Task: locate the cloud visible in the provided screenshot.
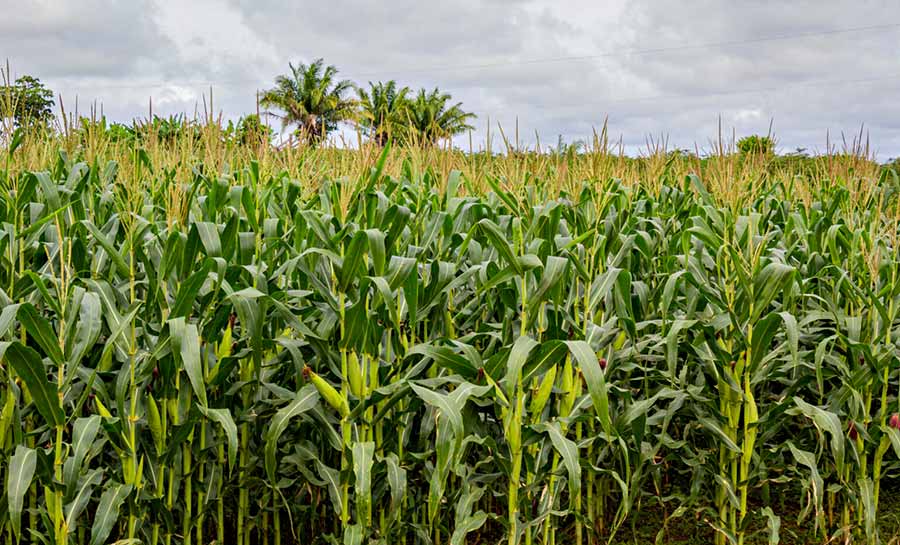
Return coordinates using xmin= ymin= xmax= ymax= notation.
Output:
xmin=0 ymin=0 xmax=175 ymax=78
xmin=2 ymin=0 xmax=899 ymax=157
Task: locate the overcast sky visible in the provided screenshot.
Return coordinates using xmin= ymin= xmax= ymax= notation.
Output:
xmin=3 ymin=0 xmax=900 ymax=157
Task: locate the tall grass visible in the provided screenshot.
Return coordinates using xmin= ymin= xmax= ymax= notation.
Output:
xmin=0 ymin=119 xmax=898 ymax=545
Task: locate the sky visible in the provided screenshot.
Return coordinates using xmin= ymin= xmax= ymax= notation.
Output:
xmin=2 ymin=0 xmax=900 ymax=158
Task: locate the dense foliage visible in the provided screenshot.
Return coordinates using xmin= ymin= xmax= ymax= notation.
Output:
xmin=403 ymin=88 xmax=476 ymax=146
xmin=737 ymin=135 xmax=775 ymax=156
xmin=0 ymin=75 xmax=55 ymax=129
xmin=358 ymin=81 xmax=412 ymax=147
xmin=357 ymin=83 xmax=477 ymax=147
xmin=259 ymin=60 xmax=476 ymax=146
xmin=259 ymin=59 xmax=358 ymax=143
xmin=0 ymin=128 xmax=899 ymax=545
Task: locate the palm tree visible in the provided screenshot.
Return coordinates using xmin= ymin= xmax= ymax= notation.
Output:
xmin=405 ymin=88 xmax=475 ymax=145
xmin=357 ymin=80 xmax=411 ymax=146
xmin=259 ymin=59 xmax=356 ymax=143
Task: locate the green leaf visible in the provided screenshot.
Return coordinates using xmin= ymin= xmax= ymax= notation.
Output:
xmin=17 ymin=303 xmax=63 ymax=365
xmin=5 ymin=341 xmax=64 ymax=427
xmin=665 ymin=319 xmax=696 ymax=380
xmin=364 ymin=230 xmax=387 ymax=277
xmin=90 ymin=483 xmax=133 ymax=545
xmin=536 ymin=421 xmax=581 ymax=503
xmin=70 ymin=291 xmax=102 ymax=366
xmin=749 ymin=312 xmax=781 ymax=373
xmin=761 ymin=507 xmax=780 ymax=545
xmin=451 ymin=512 xmax=488 ymax=545
xmin=858 ymin=477 xmax=876 ymax=541
xmin=428 ymin=413 xmax=456 ymax=524
xmin=885 ymin=426 xmax=900 ymax=459
xmin=450 ymin=481 xmax=488 ymax=545
xmin=339 ymin=230 xmax=368 ymax=292
xmin=382 ymin=453 xmax=406 ymax=516
xmin=485 ymin=175 xmax=520 ymax=214
xmin=317 ymin=460 xmax=342 ymax=517
xmin=503 ymin=335 xmax=538 ymax=398
xmin=264 ymin=385 xmax=319 ymax=482
xmin=445 ymin=169 xmax=461 ymax=204
xmin=352 ymin=441 xmax=375 ymax=528
xmin=478 ymin=219 xmax=521 ymax=274
xmin=788 ymin=442 xmax=824 ymax=527
xmin=199 ymin=407 xmax=238 ymax=474
xmin=753 ymin=262 xmax=795 ymax=321
xmin=410 ymin=383 xmax=463 ymax=437
xmin=82 ymin=220 xmax=130 ymax=277
xmin=408 ymin=343 xmax=479 ymax=379
xmin=64 ymin=416 xmax=101 ymax=493
xmin=793 ymin=397 xmax=845 ymax=474
xmin=568 ymin=340 xmax=613 ymax=437
xmin=367 ymin=138 xmax=391 ymax=188
xmin=170 ymin=261 xmax=211 ymax=318
xmin=525 ymin=255 xmax=568 ymax=319
xmin=0 ymin=304 xmax=21 ymax=338
xmin=65 ymin=469 xmax=102 ymax=529
xmin=7 ymin=445 xmax=36 ymax=542
xmin=343 ymin=524 xmax=364 ymax=545
xmin=698 ymin=416 xmax=741 ymax=453
xmin=195 ymin=221 xmax=222 ymax=257
xmin=168 ymin=317 xmax=207 ymax=407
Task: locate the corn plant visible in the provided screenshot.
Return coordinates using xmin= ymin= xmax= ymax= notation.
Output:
xmin=0 ymin=129 xmax=898 ymax=545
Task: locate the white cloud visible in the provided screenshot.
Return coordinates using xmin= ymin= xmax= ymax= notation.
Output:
xmin=2 ymin=0 xmax=899 ymax=157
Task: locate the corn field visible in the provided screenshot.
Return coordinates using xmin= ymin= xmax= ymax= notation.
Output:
xmin=1 ymin=128 xmax=900 ymax=545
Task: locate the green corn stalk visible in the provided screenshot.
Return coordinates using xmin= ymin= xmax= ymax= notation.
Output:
xmin=0 ymin=127 xmax=898 ymax=545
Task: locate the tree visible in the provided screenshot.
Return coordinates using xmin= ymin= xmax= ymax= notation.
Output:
xmin=1 ymin=75 xmax=55 ymax=129
xmin=405 ymin=88 xmax=475 ymax=145
xmin=259 ymin=59 xmax=356 ymax=144
xmin=237 ymin=114 xmax=273 ymax=146
xmin=737 ymin=135 xmax=775 ymax=156
xmin=228 ymin=114 xmax=273 ymax=147
xmin=357 ymin=80 xmax=411 ymax=146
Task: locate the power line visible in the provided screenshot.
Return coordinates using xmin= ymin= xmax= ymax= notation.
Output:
xmin=556 ymin=73 xmax=900 ymax=110
xmin=45 ymin=22 xmax=900 ymax=92
xmin=345 ymin=22 xmax=900 ymax=79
